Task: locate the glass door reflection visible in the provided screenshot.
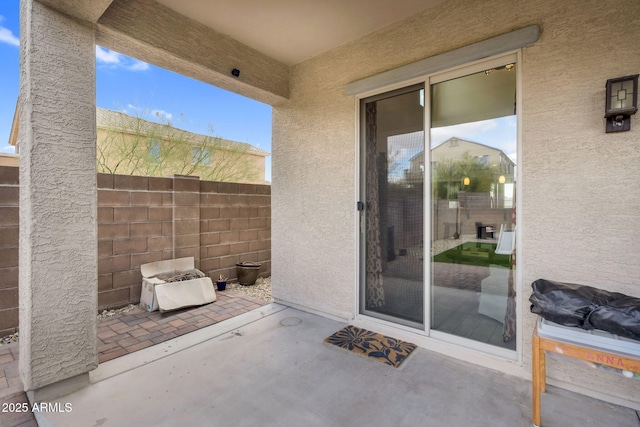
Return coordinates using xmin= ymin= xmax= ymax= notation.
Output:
xmin=430 ymin=61 xmax=517 ymax=350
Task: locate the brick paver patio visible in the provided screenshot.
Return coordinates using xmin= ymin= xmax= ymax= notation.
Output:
xmin=96 ymin=290 xmax=266 ymax=363
xmin=0 ymin=289 xmax=268 ymax=427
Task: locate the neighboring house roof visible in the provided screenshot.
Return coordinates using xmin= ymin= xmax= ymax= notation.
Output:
xmin=96 ymin=108 xmax=269 ymax=157
xmin=412 ymin=137 xmax=515 ymax=167
xmin=432 ymin=137 xmax=507 ymax=156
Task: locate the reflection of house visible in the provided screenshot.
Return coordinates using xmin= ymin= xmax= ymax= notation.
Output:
xmin=406 ymin=137 xmax=515 ymax=183
xmin=433 ymin=137 xmax=515 ymax=175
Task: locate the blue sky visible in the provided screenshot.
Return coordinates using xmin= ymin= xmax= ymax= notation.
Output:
xmin=0 ymin=1 xmax=273 ymax=181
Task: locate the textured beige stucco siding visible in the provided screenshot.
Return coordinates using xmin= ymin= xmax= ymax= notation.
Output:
xmin=19 ymin=0 xmax=98 ymax=390
xmin=272 ymin=58 xmax=357 ymax=320
xmin=273 ymin=0 xmax=640 ymax=406
xmin=519 ymin=0 xmax=640 ymax=406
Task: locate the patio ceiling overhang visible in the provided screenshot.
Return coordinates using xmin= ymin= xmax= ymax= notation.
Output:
xmin=42 ymin=0 xmax=450 ymax=106
xmin=153 ymin=0 xmax=449 ymax=67
xmin=96 ymin=0 xmax=290 ymax=106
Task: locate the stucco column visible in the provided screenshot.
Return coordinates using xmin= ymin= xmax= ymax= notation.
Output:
xmin=19 ymin=0 xmax=98 ymax=401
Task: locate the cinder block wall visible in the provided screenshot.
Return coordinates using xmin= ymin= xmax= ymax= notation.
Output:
xmin=98 ymin=173 xmax=271 ymax=311
xmin=0 ymin=167 xmax=19 ymax=337
xmin=0 ymin=166 xmax=271 ymax=335
xmin=97 ymin=173 xmax=177 ymax=310
xmin=199 ymin=181 xmax=271 ymax=282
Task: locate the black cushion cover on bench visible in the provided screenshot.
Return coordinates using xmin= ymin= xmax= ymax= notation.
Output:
xmin=530 ymin=279 xmax=640 ymax=341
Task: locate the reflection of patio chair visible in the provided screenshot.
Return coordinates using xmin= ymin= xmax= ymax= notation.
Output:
xmin=478 ymin=224 xmax=515 ymax=323
xmin=495 ymin=224 xmax=515 ymax=255
xmin=479 ymin=265 xmax=510 ymax=323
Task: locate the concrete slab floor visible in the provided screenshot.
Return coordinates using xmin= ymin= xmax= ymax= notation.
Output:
xmin=35 ymin=304 xmax=639 ymax=427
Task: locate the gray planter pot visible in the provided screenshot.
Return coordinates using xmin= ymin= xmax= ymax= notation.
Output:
xmin=236 ymin=261 xmax=261 ymax=285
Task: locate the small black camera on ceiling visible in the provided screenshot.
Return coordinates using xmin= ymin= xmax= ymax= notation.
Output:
xmin=231 ymin=69 xmax=240 ymax=77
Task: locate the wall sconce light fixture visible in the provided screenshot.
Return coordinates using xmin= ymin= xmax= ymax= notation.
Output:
xmin=604 ymin=74 xmax=638 ymax=133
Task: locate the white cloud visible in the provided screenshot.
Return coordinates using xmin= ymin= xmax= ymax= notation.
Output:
xmin=1 ymin=145 xmax=16 ymax=154
xmin=151 ymin=109 xmax=172 ymax=121
xmin=127 ymin=60 xmax=150 ymax=71
xmin=125 ymin=104 xmax=145 ymax=116
xmin=0 ymin=18 xmax=19 ymax=47
xmin=95 ymin=46 xmax=121 ymax=64
xmin=96 ymin=46 xmax=149 ymax=71
xmin=125 ymin=104 xmax=173 ymax=123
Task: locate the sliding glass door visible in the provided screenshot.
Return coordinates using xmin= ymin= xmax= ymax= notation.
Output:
xmin=359 ymin=84 xmax=425 ymax=327
xmin=359 ymin=54 xmax=518 ymax=354
xmin=429 ymin=56 xmax=518 ymax=351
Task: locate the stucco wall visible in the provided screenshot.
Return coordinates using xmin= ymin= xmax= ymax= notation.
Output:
xmin=273 ymin=0 xmax=640 ymax=406
xmin=19 ymin=0 xmax=98 ymax=391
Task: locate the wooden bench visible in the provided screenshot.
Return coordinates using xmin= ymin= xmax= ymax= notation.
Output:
xmin=532 ymin=319 xmax=640 ymax=426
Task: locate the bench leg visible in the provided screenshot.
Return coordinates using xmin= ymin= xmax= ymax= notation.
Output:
xmin=540 ymin=344 xmax=546 ymax=393
xmin=532 ymin=333 xmax=543 ymax=426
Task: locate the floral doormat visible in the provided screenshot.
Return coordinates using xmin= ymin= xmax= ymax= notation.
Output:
xmin=324 ymin=325 xmax=417 ymax=368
